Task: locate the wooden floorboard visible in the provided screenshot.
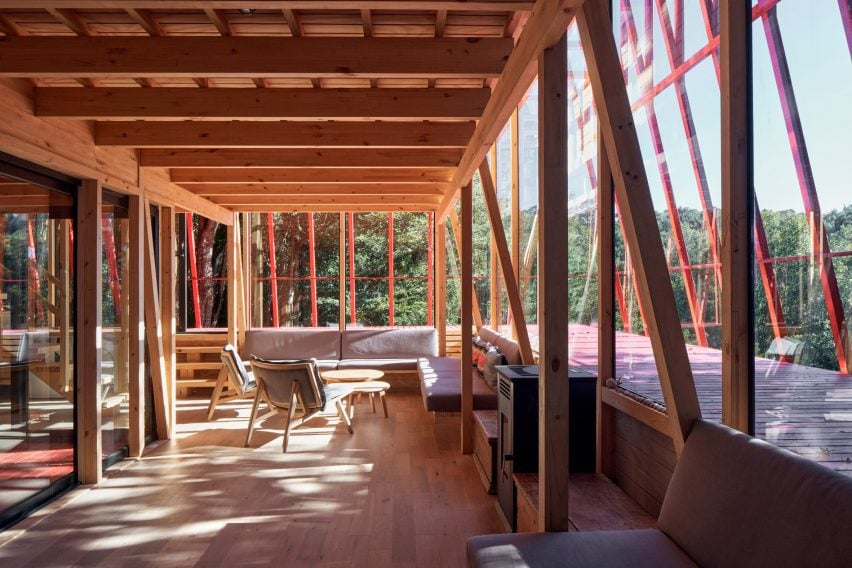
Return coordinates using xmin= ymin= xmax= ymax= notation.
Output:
xmin=0 ymin=391 xmax=503 ymax=567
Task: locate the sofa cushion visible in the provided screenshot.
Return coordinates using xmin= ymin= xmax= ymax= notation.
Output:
xmin=477 ymin=327 xmax=501 ymax=346
xmin=336 ymin=358 xmax=419 ymax=371
xmin=658 ymin=419 xmax=852 ymax=568
xmin=418 ymin=356 xmax=461 ymax=374
xmin=243 ymin=329 xmax=341 ymax=361
xmin=476 ymin=327 xmax=522 ymax=365
xmin=467 ymin=530 xmax=697 ymax=568
xmin=419 ymin=367 xmax=497 ymax=412
xmin=341 ymin=327 xmax=437 ymax=359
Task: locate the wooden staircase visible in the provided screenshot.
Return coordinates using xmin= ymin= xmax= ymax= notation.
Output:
xmin=176 ymin=332 xmax=226 ymax=397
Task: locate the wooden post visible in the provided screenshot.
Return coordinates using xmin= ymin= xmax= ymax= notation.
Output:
xmin=58 ymin=220 xmax=72 ymax=395
xmin=478 ymin=162 xmax=534 ymax=365
xmin=597 ymin=142 xmax=616 ymax=476
xmin=128 ymin=195 xmax=145 ymax=457
xmin=159 ymin=206 xmax=177 ymax=432
xmin=234 ymin=216 xmax=247 ymax=347
xmin=537 ymin=32 xmax=570 ymax=533
xmin=242 ymin=213 xmax=252 ymax=329
xmin=226 ymin=216 xmax=238 ymax=348
xmin=578 ymin=0 xmax=701 ymax=454
xmin=461 ymin=181 xmax=474 ymax=454
xmin=436 ymin=218 xmax=447 ymax=356
xmin=721 ymin=0 xmax=754 ymax=434
xmin=77 ymin=179 xmax=102 ymax=484
xmin=143 ymin=203 xmax=170 ymax=440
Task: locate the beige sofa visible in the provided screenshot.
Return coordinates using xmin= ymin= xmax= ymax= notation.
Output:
xmin=466 ymin=419 xmax=852 ymax=567
xmin=417 ymin=326 xmax=521 ymax=413
xmin=242 ymin=327 xmax=437 ymax=372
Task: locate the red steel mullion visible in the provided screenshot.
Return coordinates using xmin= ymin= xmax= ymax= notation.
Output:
xmin=762 ymin=6 xmax=848 ymax=373
xmin=388 ymin=212 xmax=395 ymax=327
xmin=185 ymin=213 xmax=202 ymax=329
xmin=307 ymin=213 xmax=318 ymax=327
xmin=266 ymin=212 xmax=280 ymax=328
xmin=840 ymin=0 xmax=852 ymax=55
xmin=623 ymin=0 xmax=709 ymax=346
xmin=427 ymin=211 xmax=434 ymax=326
xmin=348 ymin=212 xmax=356 ymax=325
xmin=101 ymin=215 xmax=122 ymax=320
xmin=754 ymin=197 xmax=788 ymax=339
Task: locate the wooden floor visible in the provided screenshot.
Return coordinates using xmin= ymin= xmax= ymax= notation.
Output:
xmin=0 ymin=389 xmax=503 ymax=567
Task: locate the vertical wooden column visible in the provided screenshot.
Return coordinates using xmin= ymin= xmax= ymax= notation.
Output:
xmin=143 ymin=203 xmax=170 ymax=440
xmin=721 ymin=0 xmax=754 ymax=434
xmin=242 ymin=213 xmax=252 ymax=329
xmin=128 ymin=196 xmax=145 ymax=457
xmin=58 ymin=220 xmax=72 ymax=394
xmin=436 ymin=217 xmax=447 ymax=356
xmin=578 ymin=0 xmax=700 ymax=454
xmin=159 ymin=206 xmax=176 ymax=432
xmin=537 ymin=31 xmax=570 ymax=532
xmin=234 ymin=217 xmax=247 ymax=348
xmin=77 ymin=179 xmax=102 ymax=484
xmin=226 ymin=216 xmax=238 ymax=348
xmin=461 ymin=182 xmax=474 ymax=454
xmin=597 ymin=142 xmax=616 ymax=475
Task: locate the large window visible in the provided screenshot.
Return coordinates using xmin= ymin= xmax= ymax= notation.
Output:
xmin=611 ymin=0 xmax=723 ymax=413
xmin=0 ymin=166 xmax=76 ymax=529
xmin=178 ymin=213 xmax=228 ymax=330
xmin=101 ymin=191 xmax=130 ymax=466
xmin=752 ymin=0 xmax=852 ymax=470
xmin=518 ymin=81 xmax=539 ymax=345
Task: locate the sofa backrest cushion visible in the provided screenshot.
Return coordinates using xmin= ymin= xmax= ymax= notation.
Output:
xmin=243 ymin=329 xmax=341 ymax=361
xmin=658 ymin=419 xmax=852 ymax=568
xmin=477 ymin=327 xmax=522 ymax=365
xmin=342 ymin=327 xmax=437 ymax=359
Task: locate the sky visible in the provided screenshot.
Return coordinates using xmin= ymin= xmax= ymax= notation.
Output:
xmin=511 ymin=0 xmax=851 ymax=215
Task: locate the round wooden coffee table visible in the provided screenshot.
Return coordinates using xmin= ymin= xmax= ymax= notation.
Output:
xmin=322 ymin=369 xmax=389 ymax=418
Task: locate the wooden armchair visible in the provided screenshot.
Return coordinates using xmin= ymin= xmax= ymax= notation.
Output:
xmin=246 ymin=358 xmax=354 ymax=452
xmin=207 ymin=343 xmax=259 ymax=420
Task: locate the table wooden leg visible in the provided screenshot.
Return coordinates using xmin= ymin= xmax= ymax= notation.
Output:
xmin=370 ymin=392 xmax=377 ymax=413
xmin=347 ymin=392 xmax=355 ymax=419
xmin=380 ymin=391 xmax=388 ymax=418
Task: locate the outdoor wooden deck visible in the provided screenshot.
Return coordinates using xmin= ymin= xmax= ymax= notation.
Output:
xmin=564 ymin=324 xmax=852 ymax=473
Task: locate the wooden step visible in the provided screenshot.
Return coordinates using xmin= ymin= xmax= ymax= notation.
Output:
xmin=176 ymin=361 xmax=223 ymax=371
xmin=176 ymin=346 xmax=222 ymax=354
xmin=175 ymin=378 xmax=218 ymax=388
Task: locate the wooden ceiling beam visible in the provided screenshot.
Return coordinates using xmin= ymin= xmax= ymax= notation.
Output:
xmin=36 ymin=88 xmax=490 ymax=120
xmin=0 ymin=37 xmax=513 ymax=78
xmin=178 ymin=183 xmax=448 ymax=196
xmin=437 ymin=0 xmax=581 ymax=219
xmin=208 ymin=195 xmax=440 ymax=206
xmin=125 ymin=8 xmax=164 ymax=36
xmin=223 ymin=203 xmax=438 ymax=212
xmin=203 ymin=8 xmax=233 ymax=36
xmin=95 ymin=120 xmax=475 ymax=148
xmin=0 ymin=1 xmax=533 ymax=9
xmin=170 ymin=167 xmax=455 ymax=184
xmin=142 ymin=148 xmax=463 ymax=168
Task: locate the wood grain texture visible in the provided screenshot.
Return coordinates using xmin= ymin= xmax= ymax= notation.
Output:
xmin=96 ymin=120 xmax=475 ymax=148
xmin=436 ymin=218 xmax=448 ymax=357
xmin=140 ymin=148 xmax=464 ymax=168
xmin=170 ymin=167 xmax=455 ymax=184
xmin=578 ymin=0 xmax=700 ymax=454
xmin=536 ymin=31 xmax=570 ymax=533
xmin=179 ymin=183 xmax=447 ymax=196
xmin=720 ymin=0 xmax=753 ymax=434
xmin=0 ymin=390 xmax=503 ymax=566
xmin=77 ymin=179 xmax=103 ymax=485
xmin=128 ymin=195 xmax=145 ymax=458
xmin=160 ymin=206 xmax=177 ymax=432
xmin=0 ymin=37 xmax=512 ymax=78
xmin=143 ymin=202 xmax=171 ymax=440
xmin=35 ymin=88 xmax=491 ymax=120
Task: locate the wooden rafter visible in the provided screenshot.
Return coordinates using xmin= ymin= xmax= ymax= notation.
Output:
xmin=0 ymin=37 xmax=513 ymax=78
xmin=577 ymin=0 xmax=700 ymax=454
xmin=139 ymin=148 xmax=463 ymax=168
xmin=35 ymin=88 xmax=490 ymax=120
xmin=179 ymin=183 xmax=448 ymax=196
xmin=95 ymin=120 xmax=475 ymax=148
xmin=170 ymin=167 xmax=455 ymax=184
